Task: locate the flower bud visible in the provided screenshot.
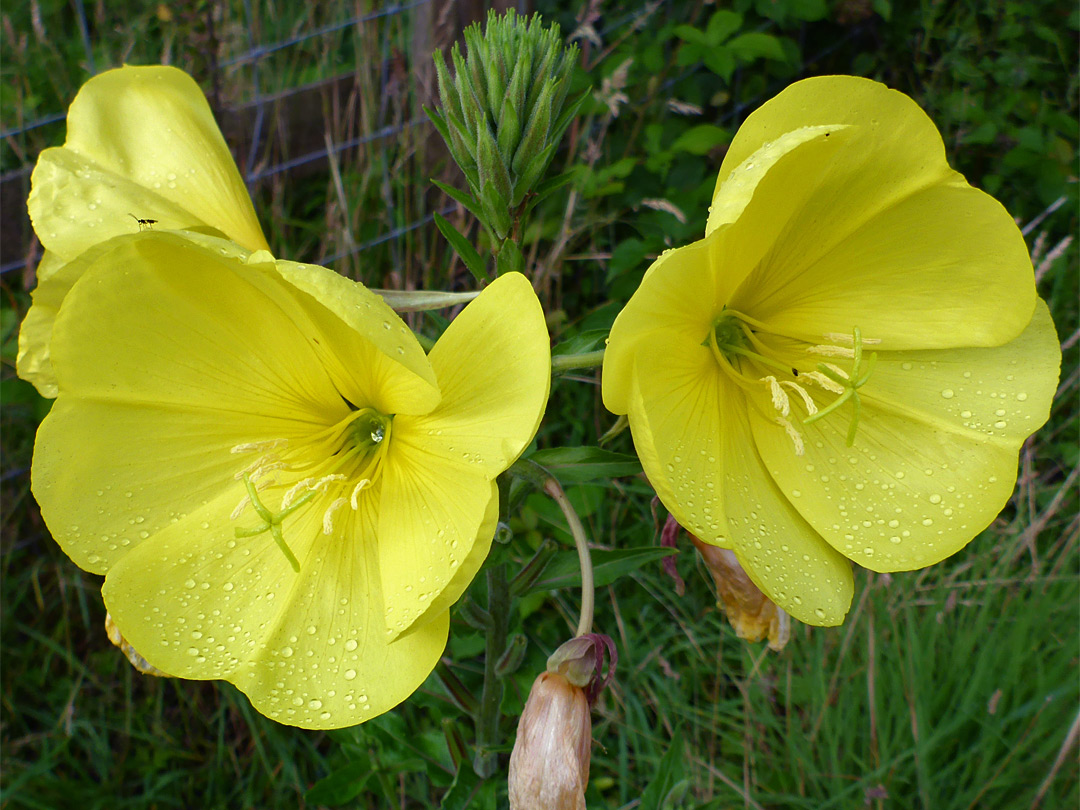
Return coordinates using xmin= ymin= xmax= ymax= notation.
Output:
xmin=430 ymin=10 xmax=583 ymax=234
xmin=691 ymin=536 xmax=790 ymax=651
xmin=508 ymin=671 xmax=591 ymax=810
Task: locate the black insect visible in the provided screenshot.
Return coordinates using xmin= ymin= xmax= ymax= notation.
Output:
xmin=128 ymin=213 xmax=158 ymax=230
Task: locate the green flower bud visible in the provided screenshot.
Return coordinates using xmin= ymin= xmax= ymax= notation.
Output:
xmin=429 ymin=9 xmax=583 ymax=235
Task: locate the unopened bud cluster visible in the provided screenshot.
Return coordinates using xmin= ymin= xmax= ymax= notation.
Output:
xmin=430 ymin=10 xmax=581 ymax=239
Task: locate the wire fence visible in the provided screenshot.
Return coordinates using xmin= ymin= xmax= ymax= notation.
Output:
xmin=1 ymin=0 xmax=444 ymax=277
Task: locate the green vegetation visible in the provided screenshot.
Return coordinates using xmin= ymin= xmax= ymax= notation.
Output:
xmin=2 ymin=0 xmax=1076 ymax=808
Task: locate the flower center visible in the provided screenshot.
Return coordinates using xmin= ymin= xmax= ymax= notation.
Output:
xmin=230 ymin=406 xmax=393 ymax=570
xmin=705 ymin=309 xmax=879 ymax=455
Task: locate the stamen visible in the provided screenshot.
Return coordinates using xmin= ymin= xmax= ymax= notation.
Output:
xmin=775 ymin=416 xmax=805 ymax=456
xmin=762 ymin=376 xmax=790 ymax=417
xmin=808 ymin=344 xmax=856 ymax=358
xmin=802 ymin=370 xmax=846 ymax=394
xmin=231 ymin=438 xmax=288 ymax=455
xmin=803 ymin=327 xmax=878 ymax=446
xmin=780 ymin=380 xmax=818 ymax=415
xmin=323 ymin=497 xmax=347 ymax=535
xmin=350 ymin=479 xmax=371 ymax=510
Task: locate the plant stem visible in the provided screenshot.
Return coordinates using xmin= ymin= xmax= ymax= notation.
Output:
xmin=551 ymin=349 xmax=605 ymax=373
xmin=544 ymin=478 xmax=594 ymax=636
xmin=473 ymin=563 xmax=510 ymax=778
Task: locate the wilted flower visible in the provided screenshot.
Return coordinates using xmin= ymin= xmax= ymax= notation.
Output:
xmin=27 ymin=229 xmax=550 ymax=728
xmin=19 ymin=64 xmax=268 ymax=398
xmin=691 ymin=534 xmax=789 ymax=651
xmin=509 ymin=671 xmax=591 ymax=810
xmin=509 ymin=635 xmax=614 ymax=810
xmin=603 ymin=76 xmax=1060 ymax=626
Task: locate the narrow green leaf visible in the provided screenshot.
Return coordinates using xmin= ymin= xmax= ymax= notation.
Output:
xmin=551 ymin=329 xmax=607 ymax=357
xmin=433 ymin=212 xmax=488 ymax=283
xmin=528 ymin=445 xmax=641 ymax=483
xmin=640 ymin=733 xmax=688 ymax=810
xmin=530 ymin=547 xmax=677 ymax=591
xmin=431 ymin=178 xmax=485 ymax=221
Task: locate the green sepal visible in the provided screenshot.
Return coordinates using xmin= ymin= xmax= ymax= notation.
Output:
xmin=433 ymin=212 xmax=488 ymax=283
xmin=495 ymin=634 xmax=527 ymax=676
xmin=496 ymin=238 xmax=524 ymax=276
xmin=513 ymin=140 xmax=558 ymax=204
xmin=497 ymin=97 xmax=521 ymax=163
xmin=432 ymin=49 xmax=462 ymax=123
xmin=522 ymin=168 xmax=575 ymax=215
xmin=476 ymin=113 xmax=513 ymax=209
xmin=512 ymin=78 xmax=554 ymax=176
xmin=550 ymin=87 xmax=589 ymax=146
xmin=451 ymin=47 xmax=482 ymax=139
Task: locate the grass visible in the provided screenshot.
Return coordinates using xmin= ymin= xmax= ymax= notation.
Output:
xmin=1 ymin=0 xmax=1077 ymax=808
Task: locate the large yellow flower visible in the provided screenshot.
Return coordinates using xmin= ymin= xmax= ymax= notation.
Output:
xmin=602 ymin=77 xmax=1060 ymax=626
xmin=19 ymin=64 xmax=268 ymax=398
xmin=30 ymin=230 xmax=550 ymax=728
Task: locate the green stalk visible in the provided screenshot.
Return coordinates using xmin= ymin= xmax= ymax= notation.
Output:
xmin=473 ymin=563 xmax=510 ymax=778
xmin=543 ymin=478 xmax=594 ymax=636
xmin=551 ymin=349 xmax=605 ymax=373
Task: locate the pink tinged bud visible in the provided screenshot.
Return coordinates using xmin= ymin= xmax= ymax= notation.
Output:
xmin=691 ymin=536 xmax=791 ymax=651
xmin=508 ymin=672 xmax=591 ymax=810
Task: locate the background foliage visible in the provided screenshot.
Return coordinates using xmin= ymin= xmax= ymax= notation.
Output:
xmin=2 ymin=1 xmax=1076 ymax=808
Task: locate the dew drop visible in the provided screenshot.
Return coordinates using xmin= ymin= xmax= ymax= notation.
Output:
xmin=345 ymin=639 xmax=358 ymax=652
xmin=281 ymin=647 xmax=294 ymax=658
xmin=929 ymin=494 xmax=941 ymax=504
xmin=941 ymin=389 xmax=954 ymax=399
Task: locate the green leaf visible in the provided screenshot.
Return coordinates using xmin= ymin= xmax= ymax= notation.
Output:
xmin=704 ymin=47 xmax=736 ymax=82
xmin=728 ymin=32 xmax=788 ymax=63
xmin=433 ymin=212 xmax=488 ymax=283
xmin=672 ymin=24 xmax=708 ymax=46
xmin=304 ymin=759 xmax=373 ymax=806
xmin=640 ymin=733 xmax=687 ymax=810
xmin=431 ymin=178 xmax=485 ymax=222
xmin=671 ymin=124 xmax=730 ymax=155
xmin=705 ymin=10 xmax=743 ymax=44
xmin=529 ymin=547 xmax=677 ymax=591
xmin=528 ymin=446 xmax=641 ymax=482
xmin=439 ymin=762 xmax=483 ymax=809
xmin=551 ymin=329 xmax=608 ymax=357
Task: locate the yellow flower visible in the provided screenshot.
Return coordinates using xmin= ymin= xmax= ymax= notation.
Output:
xmin=19 ymin=64 xmax=268 ymax=398
xmin=30 ymin=231 xmax=550 ymax=728
xmin=602 ymin=77 xmax=1061 ymax=627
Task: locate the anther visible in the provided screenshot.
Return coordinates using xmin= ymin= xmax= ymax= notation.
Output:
xmin=763 ymin=376 xmax=791 ymax=417
xmin=323 ymin=497 xmax=347 ymax=535
xmin=775 ymin=417 xmax=805 ymax=456
xmin=350 ymin=479 xmax=371 ymax=510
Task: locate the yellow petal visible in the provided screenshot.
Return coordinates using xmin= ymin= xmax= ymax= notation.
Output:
xmin=717 ymin=121 xmax=1034 ymax=350
xmin=752 ymin=300 xmax=1060 ymax=571
xmin=273 ymin=260 xmax=440 ymax=416
xmin=32 ymin=397 xmax=306 ymax=575
xmin=705 ymin=124 xmax=846 ymax=237
xmin=48 ymin=232 xmax=343 ymax=420
xmin=716 ymin=76 xmax=952 ymax=214
xmin=374 ymin=272 xmax=549 ymax=637
xmin=628 ymin=339 xmax=853 ymax=624
xmin=17 ymin=250 xmax=72 ymax=397
xmin=603 ymin=232 xmax=739 ymax=417
xmin=29 ymin=65 xmax=267 ymax=262
xmin=377 ymin=455 xmax=497 ymax=638
xmin=103 ymin=493 xmax=448 ymax=729
xmin=396 ymin=271 xmax=551 ymax=477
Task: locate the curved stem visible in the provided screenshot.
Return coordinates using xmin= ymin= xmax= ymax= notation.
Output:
xmin=551 ymin=349 xmax=605 ymax=373
xmin=544 ymin=478 xmax=594 ymax=636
